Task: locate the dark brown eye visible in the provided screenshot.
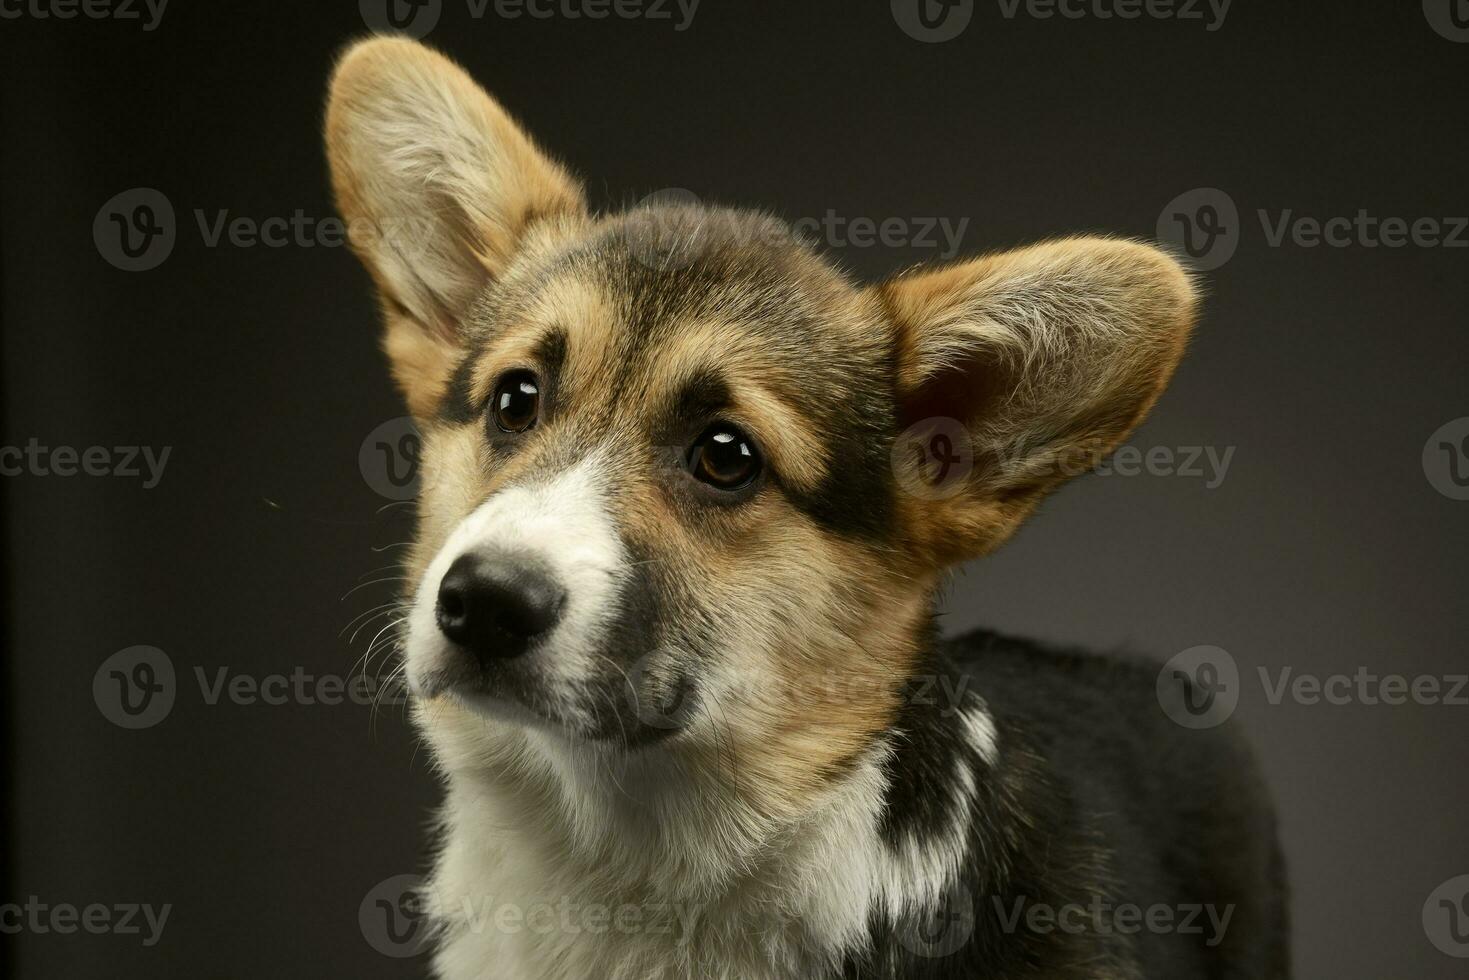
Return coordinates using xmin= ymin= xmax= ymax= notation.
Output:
xmin=689 ymin=424 xmax=761 ymax=490
xmin=492 ymin=371 xmax=540 ymax=433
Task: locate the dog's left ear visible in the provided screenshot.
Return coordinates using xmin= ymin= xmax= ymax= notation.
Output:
xmin=875 ymin=237 xmax=1198 ymax=567
xmin=325 ymin=36 xmax=586 ymax=417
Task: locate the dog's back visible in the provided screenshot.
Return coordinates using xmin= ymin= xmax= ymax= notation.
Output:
xmin=851 ymin=629 xmax=1291 ymax=978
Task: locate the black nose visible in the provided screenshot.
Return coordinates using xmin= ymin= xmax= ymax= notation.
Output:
xmin=434 ymin=553 xmax=565 ymax=662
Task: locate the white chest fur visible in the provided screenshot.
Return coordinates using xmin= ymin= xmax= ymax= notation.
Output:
xmin=418 ymin=709 xmax=991 ymax=980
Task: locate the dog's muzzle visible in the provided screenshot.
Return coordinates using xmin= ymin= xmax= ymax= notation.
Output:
xmin=433 ymin=550 xmax=566 ymax=665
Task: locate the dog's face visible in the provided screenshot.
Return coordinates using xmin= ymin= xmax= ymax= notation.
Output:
xmin=390 ymin=213 xmax=919 ymax=758
xmin=326 ymin=37 xmax=1196 ymax=793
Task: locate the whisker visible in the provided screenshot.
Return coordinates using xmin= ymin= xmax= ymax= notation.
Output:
xmin=349 ymin=608 xmax=403 ymax=648
xmin=702 ymin=693 xmax=745 ymax=802
xmin=362 ymin=617 xmax=408 ymax=664
xmin=370 ymin=659 xmax=411 ymax=733
xmin=341 ymin=601 xmax=400 ymax=639
xmin=356 ymin=561 xmax=411 ymax=582
xmin=340 ymin=576 xmax=408 ymax=601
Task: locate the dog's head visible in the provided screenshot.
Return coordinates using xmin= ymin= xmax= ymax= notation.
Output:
xmin=326 ymin=37 xmax=1196 ymax=795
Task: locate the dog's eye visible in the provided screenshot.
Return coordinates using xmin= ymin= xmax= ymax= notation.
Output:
xmin=492 ymin=371 xmax=540 ymax=433
xmin=689 ymin=424 xmax=761 ymax=490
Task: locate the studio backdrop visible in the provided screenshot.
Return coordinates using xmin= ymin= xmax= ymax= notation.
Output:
xmin=3 ymin=1 xmax=1467 ymax=977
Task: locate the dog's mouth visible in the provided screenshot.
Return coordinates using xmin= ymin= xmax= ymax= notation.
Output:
xmin=408 ymin=645 xmax=576 ymax=727
xmin=407 ymin=633 xmax=700 ymax=747
xmin=439 ymin=682 xmax=565 ymax=734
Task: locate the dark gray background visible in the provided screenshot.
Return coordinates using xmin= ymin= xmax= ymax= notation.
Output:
xmin=3 ymin=1 xmax=1466 ymax=977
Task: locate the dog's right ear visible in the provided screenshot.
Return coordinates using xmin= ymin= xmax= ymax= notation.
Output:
xmin=876 ymin=237 xmax=1198 ymax=568
xmin=325 ymin=36 xmax=586 ymax=417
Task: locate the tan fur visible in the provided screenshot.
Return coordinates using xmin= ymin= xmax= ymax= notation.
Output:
xmin=326 ymin=36 xmax=586 ymax=417
xmin=325 ymin=35 xmax=1201 ymax=980
xmin=877 ymin=236 xmax=1198 ymax=565
xmin=650 ymin=319 xmax=832 ymax=492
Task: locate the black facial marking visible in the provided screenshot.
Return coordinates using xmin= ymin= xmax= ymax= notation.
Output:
xmin=785 ymin=385 xmax=895 ymax=541
xmin=588 ymin=536 xmax=693 ymax=747
xmin=671 ymin=368 xmax=732 ymax=431
xmin=440 ymin=205 xmax=899 ymax=538
xmin=605 ymin=217 xmax=899 ymax=539
xmin=439 ymin=347 xmax=483 ymax=425
xmin=531 ymin=328 xmax=567 ymax=392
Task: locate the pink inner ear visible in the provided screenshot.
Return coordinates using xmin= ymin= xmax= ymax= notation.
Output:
xmin=898 ymin=347 xmax=1007 ymax=434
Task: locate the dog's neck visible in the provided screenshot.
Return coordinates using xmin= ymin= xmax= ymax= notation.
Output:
xmin=418 ymin=664 xmax=1000 ymax=976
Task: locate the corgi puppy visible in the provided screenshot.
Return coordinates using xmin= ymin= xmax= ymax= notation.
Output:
xmin=325 ymin=36 xmax=1288 ymax=980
